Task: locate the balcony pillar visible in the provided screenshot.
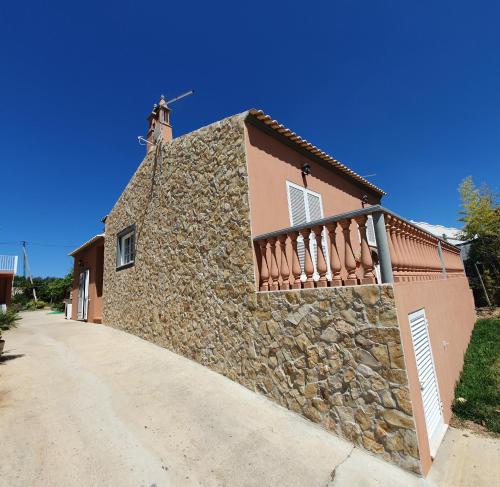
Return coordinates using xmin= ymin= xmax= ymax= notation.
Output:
xmin=373 ymin=212 xmax=394 ymax=284
xmin=355 ymin=215 xmax=376 ymax=284
xmin=269 ymin=237 xmax=280 ymax=291
xmin=313 ymin=226 xmax=328 ymax=287
xmin=301 ymin=229 xmax=315 ymax=288
xmin=278 ymin=235 xmax=290 ymax=290
xmin=327 ymin=222 xmax=342 ymax=286
xmin=258 ymin=240 xmax=270 ymax=291
xmin=290 ymin=232 xmax=302 ymax=289
xmin=340 ymin=219 xmax=357 ymax=285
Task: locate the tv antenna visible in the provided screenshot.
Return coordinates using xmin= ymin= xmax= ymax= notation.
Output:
xmin=165 ymin=90 xmax=194 ymax=106
xmin=138 ymin=90 xmax=194 ymax=147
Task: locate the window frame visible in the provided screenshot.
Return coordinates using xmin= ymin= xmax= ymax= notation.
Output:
xmin=116 ymin=224 xmax=136 ymax=270
xmin=285 ymin=181 xmax=330 ymax=281
xmin=285 ymin=181 xmax=324 ymax=225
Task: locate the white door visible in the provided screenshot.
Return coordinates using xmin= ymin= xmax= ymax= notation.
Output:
xmin=286 ymin=182 xmax=329 ymax=280
xmin=408 ymin=308 xmax=446 ymax=457
xmin=77 ymin=270 xmax=90 ymax=321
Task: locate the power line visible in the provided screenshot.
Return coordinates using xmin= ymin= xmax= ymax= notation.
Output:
xmin=0 ymin=241 xmax=77 ymax=248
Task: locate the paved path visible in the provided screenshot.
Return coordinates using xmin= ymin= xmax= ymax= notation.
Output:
xmin=0 ymin=311 xmax=497 ymax=486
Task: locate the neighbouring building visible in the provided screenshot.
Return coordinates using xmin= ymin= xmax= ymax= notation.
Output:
xmin=411 ymin=220 xmax=464 ymax=246
xmin=69 ymin=234 xmax=104 ymax=323
xmin=0 ymin=255 xmax=18 ymax=310
xmin=92 ymin=97 xmax=474 ymax=476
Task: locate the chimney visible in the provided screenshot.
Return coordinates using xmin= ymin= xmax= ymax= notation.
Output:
xmin=146 ymin=95 xmax=172 ymax=153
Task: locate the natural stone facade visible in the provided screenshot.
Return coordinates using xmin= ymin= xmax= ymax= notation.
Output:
xmin=103 ymin=113 xmax=420 ymax=473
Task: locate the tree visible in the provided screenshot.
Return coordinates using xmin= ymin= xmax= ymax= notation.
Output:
xmin=459 ymin=177 xmax=500 ymax=306
xmin=13 ymin=272 xmax=73 ymax=308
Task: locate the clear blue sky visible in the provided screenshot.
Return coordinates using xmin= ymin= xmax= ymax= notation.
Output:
xmin=1 ymin=1 xmax=499 ymax=277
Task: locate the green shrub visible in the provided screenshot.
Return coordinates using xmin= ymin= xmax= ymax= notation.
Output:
xmin=25 ymin=300 xmax=47 ymax=310
xmin=51 ymin=302 xmax=65 ymax=312
xmin=9 ymin=303 xmax=24 ymax=313
xmin=12 ymin=293 xmax=29 ymax=307
xmin=0 ymin=310 xmax=21 ymax=332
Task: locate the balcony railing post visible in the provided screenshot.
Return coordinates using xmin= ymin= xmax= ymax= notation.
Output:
xmin=258 ymin=240 xmax=270 ymax=291
xmin=386 ymin=215 xmax=401 ymax=280
xmin=313 ymin=226 xmax=328 ymax=287
xmin=437 ymin=241 xmax=447 ymax=278
xmin=340 ymin=219 xmax=357 ymax=285
xmin=289 ymin=232 xmax=302 ymax=289
xmin=327 ymin=223 xmax=342 ymax=286
xmin=302 ymin=229 xmax=315 ymax=288
xmin=355 ymin=215 xmax=376 ymax=284
xmin=269 ymin=237 xmax=280 ymax=291
xmin=278 ymin=234 xmax=290 ymax=290
xmin=373 ymin=211 xmax=394 ymax=284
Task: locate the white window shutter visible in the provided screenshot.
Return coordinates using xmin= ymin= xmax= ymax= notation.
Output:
xmin=306 ymin=192 xmax=322 ymax=221
xmin=286 ymin=182 xmax=329 ymax=280
xmin=288 ymin=185 xmax=307 ymax=274
xmin=366 ymin=215 xmax=377 ymax=246
xmin=288 ymin=185 xmax=307 ymax=225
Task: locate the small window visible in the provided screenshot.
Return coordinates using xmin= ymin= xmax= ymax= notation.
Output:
xmin=116 ymin=225 xmax=135 ymax=269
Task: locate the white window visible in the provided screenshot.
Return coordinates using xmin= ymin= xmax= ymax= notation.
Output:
xmin=117 ymin=226 xmax=135 ymax=268
xmin=286 ymin=182 xmax=324 ymax=225
xmin=286 ymin=182 xmax=329 ymax=280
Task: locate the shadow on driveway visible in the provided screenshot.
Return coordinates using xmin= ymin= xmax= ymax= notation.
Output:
xmin=0 ymin=352 xmax=25 ymax=364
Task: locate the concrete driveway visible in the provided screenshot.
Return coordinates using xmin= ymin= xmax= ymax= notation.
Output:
xmin=0 ymin=311 xmax=497 ymax=487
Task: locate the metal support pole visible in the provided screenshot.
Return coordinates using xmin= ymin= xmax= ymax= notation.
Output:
xmin=474 ymin=262 xmax=492 ymax=307
xmin=373 ymin=212 xmax=394 ymax=283
xmin=437 ymin=241 xmax=447 ymax=278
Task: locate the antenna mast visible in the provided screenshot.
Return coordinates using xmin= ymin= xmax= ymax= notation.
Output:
xmin=137 ymin=90 xmax=194 ymax=147
xmin=165 ymin=90 xmax=194 ymax=105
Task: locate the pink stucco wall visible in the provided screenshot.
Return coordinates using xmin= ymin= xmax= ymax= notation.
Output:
xmin=394 ymin=277 xmax=476 ymax=475
xmin=244 ymin=123 xmax=381 ymax=237
xmin=244 ymin=123 xmax=383 ymax=287
xmin=71 ymin=238 xmax=104 ymax=323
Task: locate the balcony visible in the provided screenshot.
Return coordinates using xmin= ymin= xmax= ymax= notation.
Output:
xmin=0 ymin=255 xmax=18 ymax=275
xmin=253 ymin=205 xmax=464 ymax=291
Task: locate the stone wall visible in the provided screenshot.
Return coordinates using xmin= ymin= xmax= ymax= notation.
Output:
xmin=251 ymin=286 xmax=419 ymax=473
xmin=103 ymin=113 xmax=420 ymax=473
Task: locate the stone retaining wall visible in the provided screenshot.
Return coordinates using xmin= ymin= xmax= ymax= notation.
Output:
xmin=103 ymin=113 xmax=420 ymax=473
xmin=251 ymin=286 xmax=419 ymax=473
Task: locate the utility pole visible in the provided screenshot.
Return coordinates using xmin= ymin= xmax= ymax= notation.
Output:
xmin=22 ymin=240 xmax=26 ymax=278
xmin=21 ymin=241 xmax=37 ymax=302
xmin=474 ymin=262 xmax=492 ymax=307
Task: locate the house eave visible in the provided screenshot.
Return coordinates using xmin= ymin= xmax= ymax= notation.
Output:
xmin=69 ymin=234 xmax=105 ymax=257
xmin=245 ymin=109 xmax=386 ymax=197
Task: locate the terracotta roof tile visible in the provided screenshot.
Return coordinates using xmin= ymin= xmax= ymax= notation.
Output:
xmin=247 ymin=109 xmax=386 ymax=196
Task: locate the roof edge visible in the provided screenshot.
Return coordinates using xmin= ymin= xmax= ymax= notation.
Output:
xmin=245 ymin=109 xmax=386 ymax=196
xmin=69 ymin=234 xmax=105 ymax=257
